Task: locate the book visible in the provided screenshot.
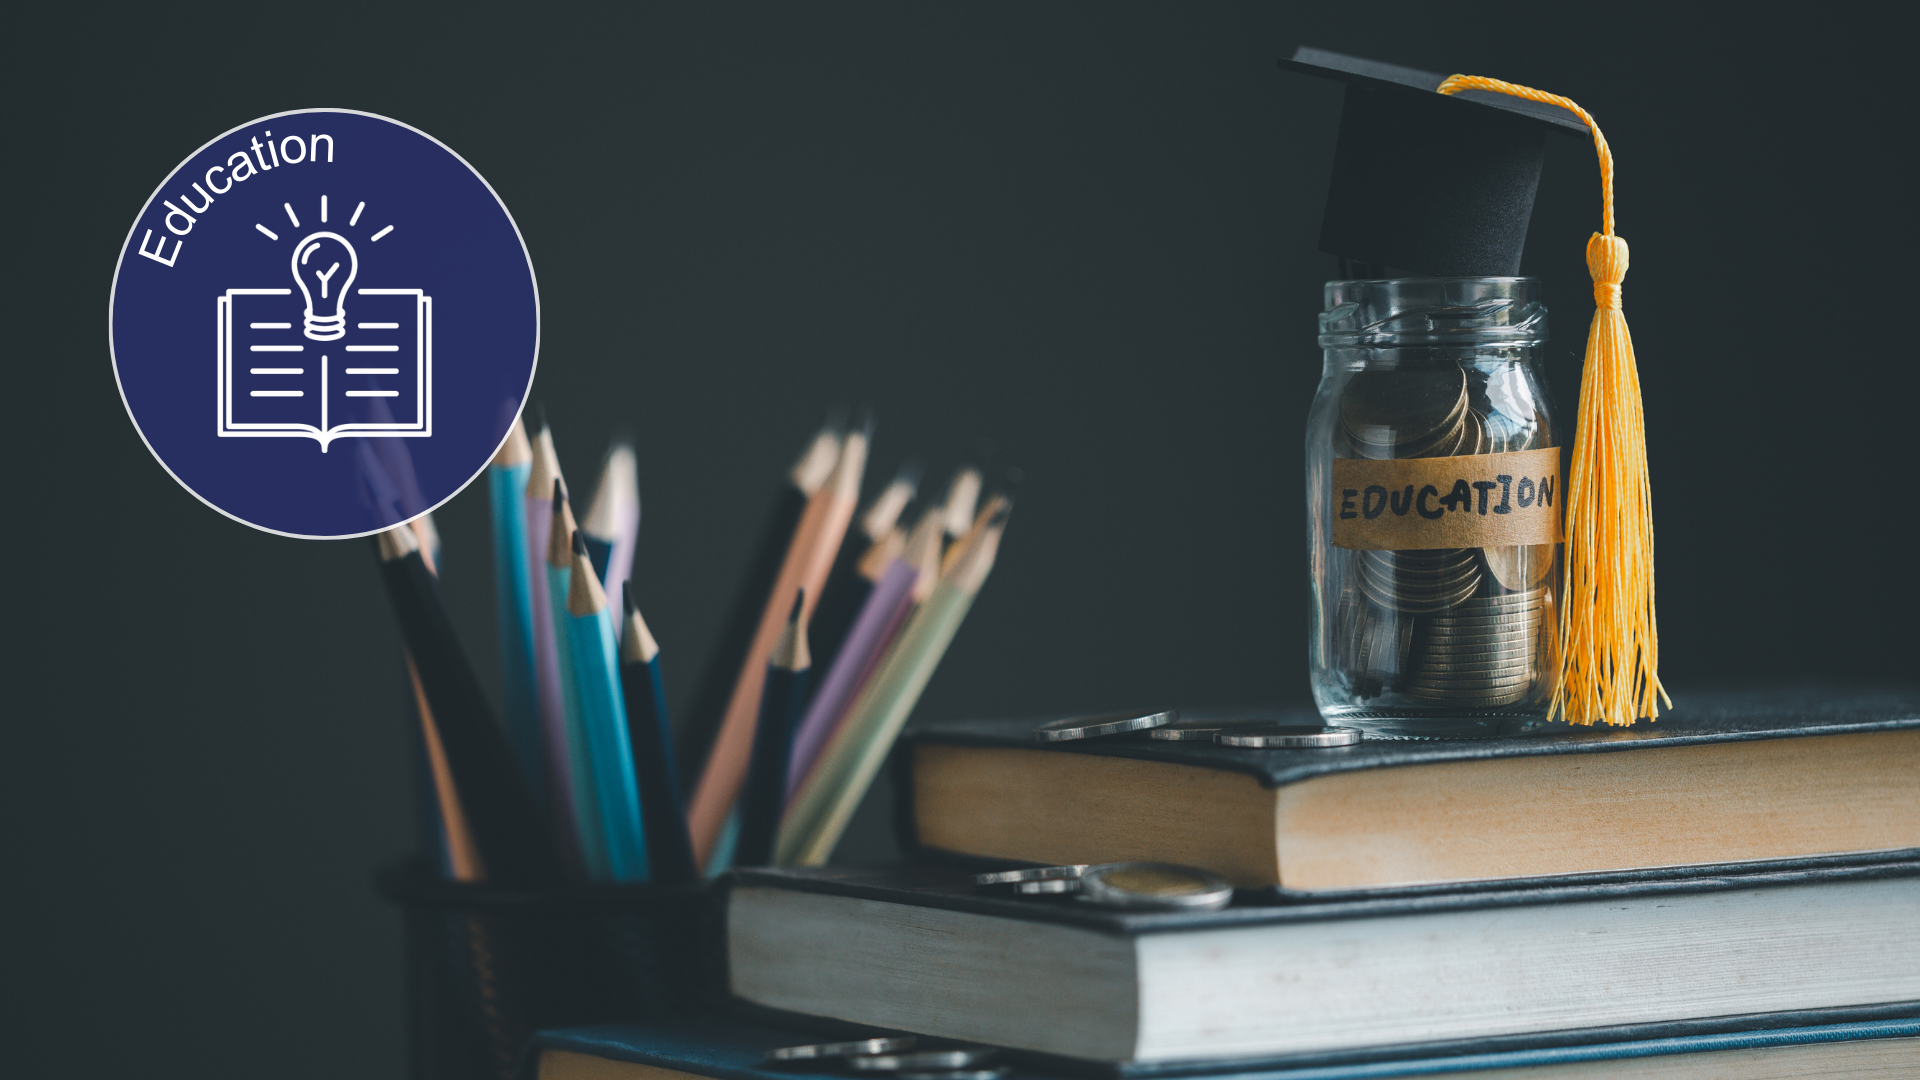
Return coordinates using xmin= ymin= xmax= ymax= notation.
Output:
xmin=722 ymin=861 xmax=1920 ymax=1069
xmin=218 ymin=286 xmax=432 ymax=451
xmin=900 ymin=687 xmax=1920 ymax=893
xmin=526 ymin=1002 xmax=1920 ymax=1079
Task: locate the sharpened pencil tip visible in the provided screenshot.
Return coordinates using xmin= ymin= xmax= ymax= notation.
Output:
xmin=989 ymin=500 xmax=1012 ymax=525
xmin=572 ymin=529 xmax=588 ymax=557
xmin=855 ymin=404 xmax=876 ymax=438
xmin=552 ymin=477 xmax=565 ymax=505
xmin=895 ymin=459 xmax=925 ymax=488
xmin=788 ymin=588 xmax=806 ymax=624
xmin=623 ymin=581 xmax=635 ymax=616
xmin=532 ymin=401 xmax=548 ymax=433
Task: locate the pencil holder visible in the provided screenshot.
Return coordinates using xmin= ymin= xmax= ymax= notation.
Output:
xmin=376 ymin=861 xmax=718 ymax=1080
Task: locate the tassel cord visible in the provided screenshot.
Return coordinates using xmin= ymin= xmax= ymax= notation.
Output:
xmin=1437 ymin=75 xmax=1668 ymax=725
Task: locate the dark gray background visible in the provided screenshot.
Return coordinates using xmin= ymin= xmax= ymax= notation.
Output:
xmin=7 ymin=5 xmax=1910 ymax=1077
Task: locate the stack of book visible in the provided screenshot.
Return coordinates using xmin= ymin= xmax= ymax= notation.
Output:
xmin=533 ymin=690 xmax=1920 ymax=1079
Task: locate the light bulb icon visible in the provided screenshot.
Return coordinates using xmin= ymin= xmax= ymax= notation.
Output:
xmin=292 ymin=231 xmax=359 ymax=341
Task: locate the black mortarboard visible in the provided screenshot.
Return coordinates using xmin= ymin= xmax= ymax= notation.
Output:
xmin=1279 ymin=46 xmax=1589 ymax=278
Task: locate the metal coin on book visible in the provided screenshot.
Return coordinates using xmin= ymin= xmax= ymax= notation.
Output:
xmin=974 ymin=864 xmax=1089 ymax=886
xmin=895 ymin=1069 xmax=1008 ymax=1080
xmin=1216 ymin=724 xmax=1362 ymax=748
xmin=1076 ymin=862 xmax=1233 ymax=911
xmin=766 ymin=1038 xmax=918 ymax=1064
xmin=846 ymin=1049 xmax=999 ymax=1072
xmin=1148 ymin=716 xmax=1275 ymax=741
xmin=1032 ymin=709 xmax=1177 ymax=742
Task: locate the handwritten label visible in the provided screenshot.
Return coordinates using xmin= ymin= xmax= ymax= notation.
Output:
xmin=1331 ymin=448 xmax=1562 ymax=550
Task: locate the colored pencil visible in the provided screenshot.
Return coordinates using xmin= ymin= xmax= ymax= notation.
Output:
xmin=809 ymin=460 xmax=920 ymax=689
xmin=548 ymin=483 xmax=609 ymax=880
xmin=619 ymin=583 xmax=698 ymax=885
xmin=687 ymin=421 xmax=869 ymax=864
xmin=488 ymin=417 xmax=542 ymax=805
xmin=399 ymin=515 xmax=472 ymax=879
xmin=786 ymin=503 xmax=942 ymax=797
xmin=581 ymin=441 xmax=641 ymax=621
xmin=679 ymin=419 xmax=841 ymax=785
xmin=523 ymin=408 xmax=584 ymax=870
xmin=735 ymin=590 xmax=811 ymax=867
xmin=941 ymin=465 xmax=983 ymax=541
xmin=565 ymin=531 xmax=650 ymax=882
xmin=777 ymin=497 xmax=1011 ymax=866
xmin=374 ymin=524 xmax=560 ymax=884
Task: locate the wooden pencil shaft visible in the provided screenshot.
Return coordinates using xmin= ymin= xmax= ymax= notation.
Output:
xmin=549 ymin=561 xmax=611 ymax=880
xmin=525 ymin=489 xmax=585 ymax=876
xmin=407 ymin=652 xmax=485 ymax=882
xmin=378 ymin=552 xmax=559 ymax=883
xmin=779 ymin=580 xmax=977 ymax=866
xmin=687 ymin=432 xmax=867 ymax=863
xmin=785 ymin=557 xmax=920 ymax=798
xmin=679 ymin=483 xmax=808 ymax=784
xmin=621 ymin=654 xmax=698 ymax=884
xmin=735 ymin=662 xmax=811 ymax=867
xmin=489 ymin=460 xmax=543 ymax=807
xmin=567 ymin=605 xmax=650 ymax=882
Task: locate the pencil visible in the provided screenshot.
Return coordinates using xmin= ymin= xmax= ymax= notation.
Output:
xmin=566 ymin=531 xmax=650 ymax=882
xmin=777 ymin=497 xmax=1011 ymax=866
xmin=784 ymin=507 xmax=936 ymax=796
xmin=619 ymin=583 xmax=698 ymax=884
xmin=488 ymin=417 xmax=543 ymax=805
xmin=678 ymin=419 xmax=841 ymax=785
xmin=523 ymin=408 xmax=584 ymax=871
xmin=374 ymin=524 xmax=560 ymax=884
xmin=735 ymin=590 xmax=811 ymax=867
xmin=581 ymin=441 xmax=641 ymax=622
xmin=399 ymin=516 xmax=479 ymax=880
xmin=548 ymin=482 xmax=610 ymax=880
xmin=686 ymin=420 xmax=869 ymax=864
xmin=809 ymin=460 xmax=920 ymax=689
xmin=941 ymin=465 xmax=983 ymax=541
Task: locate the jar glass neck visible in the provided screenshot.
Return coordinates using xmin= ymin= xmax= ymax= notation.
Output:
xmin=1319 ymin=277 xmax=1548 ymax=350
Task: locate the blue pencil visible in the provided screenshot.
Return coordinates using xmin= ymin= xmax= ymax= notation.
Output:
xmin=488 ymin=417 xmax=542 ymax=805
xmin=547 ymin=485 xmax=610 ymax=880
xmin=565 ymin=531 xmax=650 ymax=882
xmin=620 ymin=583 xmax=698 ymax=884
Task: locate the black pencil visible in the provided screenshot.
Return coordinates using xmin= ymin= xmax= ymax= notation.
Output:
xmin=619 ymin=583 xmax=699 ymax=885
xmin=676 ymin=418 xmax=841 ymax=784
xmin=375 ymin=525 xmax=561 ymax=884
xmin=734 ymin=590 xmax=811 ymax=867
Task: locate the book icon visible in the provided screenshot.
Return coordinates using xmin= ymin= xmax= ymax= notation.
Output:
xmin=218 ymin=231 xmax=432 ymax=452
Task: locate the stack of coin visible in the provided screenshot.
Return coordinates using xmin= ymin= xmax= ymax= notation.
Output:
xmin=1402 ymin=588 xmax=1551 ymax=707
xmin=1356 ymin=548 xmax=1482 ymax=614
xmin=1330 ymin=576 xmax=1410 ymax=697
xmin=1339 ymin=368 xmax=1491 ymax=459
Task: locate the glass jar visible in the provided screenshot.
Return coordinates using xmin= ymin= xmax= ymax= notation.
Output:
xmin=1307 ymin=278 xmax=1562 ymax=738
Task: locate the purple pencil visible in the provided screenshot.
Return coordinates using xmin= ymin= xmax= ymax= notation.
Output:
xmin=524 ymin=411 xmax=585 ymax=875
xmin=785 ymin=556 xmax=919 ymax=795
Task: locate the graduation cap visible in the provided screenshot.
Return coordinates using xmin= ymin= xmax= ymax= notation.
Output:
xmin=1282 ymin=48 xmax=1668 ymax=727
xmin=1279 ymin=46 xmax=1590 ymax=279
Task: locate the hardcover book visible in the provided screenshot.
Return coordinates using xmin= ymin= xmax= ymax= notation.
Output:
xmin=722 ymin=860 xmax=1920 ymax=1069
xmin=899 ymin=687 xmax=1920 ymax=893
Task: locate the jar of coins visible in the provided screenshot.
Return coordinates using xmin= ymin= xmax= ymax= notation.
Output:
xmin=1307 ymin=278 xmax=1562 ymax=738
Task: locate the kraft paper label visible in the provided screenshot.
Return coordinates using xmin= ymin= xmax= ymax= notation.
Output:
xmin=1331 ymin=448 xmax=1563 ymax=550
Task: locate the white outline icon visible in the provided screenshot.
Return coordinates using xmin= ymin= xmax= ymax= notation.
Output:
xmin=216 ymin=195 xmax=431 ymax=452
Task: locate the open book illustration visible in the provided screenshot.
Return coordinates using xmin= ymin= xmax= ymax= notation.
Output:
xmin=218 ymin=232 xmax=432 ymax=452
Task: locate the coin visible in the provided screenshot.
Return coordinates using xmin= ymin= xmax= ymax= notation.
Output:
xmin=1015 ymin=878 xmax=1081 ymax=895
xmin=1481 ymin=545 xmax=1556 ymax=591
xmin=848 ymin=1050 xmax=999 ymax=1073
xmin=974 ymin=864 xmax=1090 ymax=886
xmin=1033 ymin=709 xmax=1177 ymax=742
xmin=1216 ymin=724 xmax=1362 ymax=748
xmin=1077 ymin=863 xmax=1234 ymax=911
xmin=1340 ymin=368 xmax=1469 ymax=447
xmin=767 ymin=1038 xmax=919 ymax=1064
xmin=1148 ymin=717 xmax=1275 ymax=741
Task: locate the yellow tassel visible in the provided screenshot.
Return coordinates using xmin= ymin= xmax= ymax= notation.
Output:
xmin=1437 ymin=74 xmax=1669 ymax=726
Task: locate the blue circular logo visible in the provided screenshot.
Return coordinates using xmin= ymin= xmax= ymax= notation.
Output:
xmin=110 ymin=109 xmax=539 ymax=539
